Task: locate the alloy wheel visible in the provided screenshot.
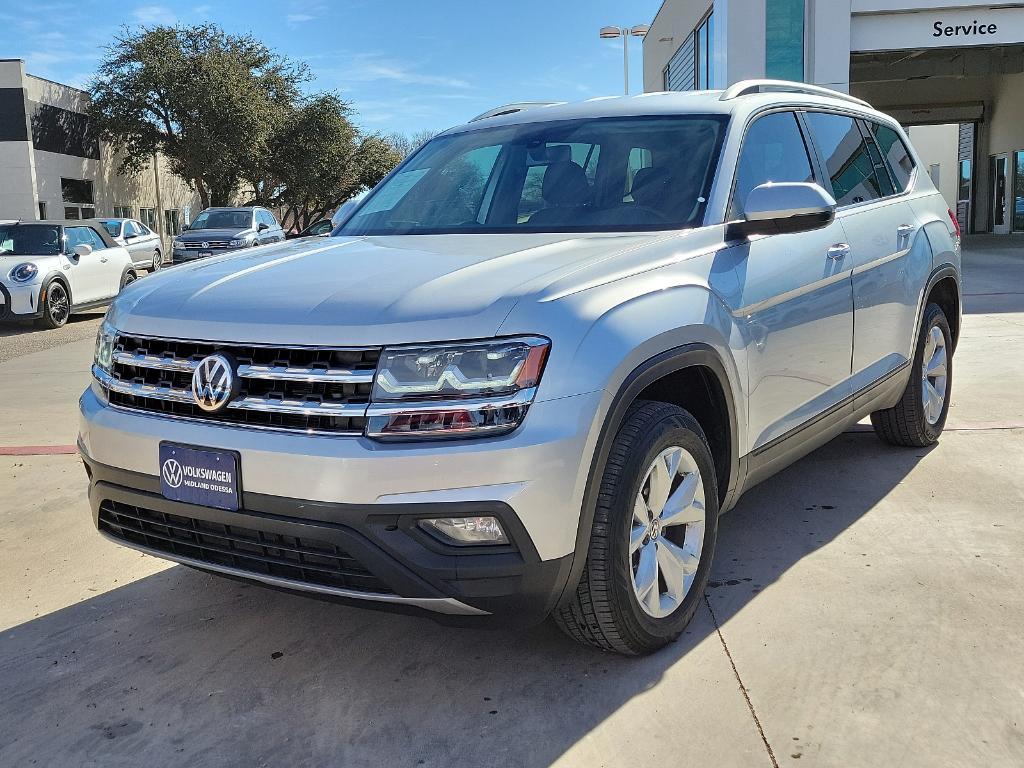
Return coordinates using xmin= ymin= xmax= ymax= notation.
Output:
xmin=630 ymin=445 xmax=706 ymax=619
xmin=47 ymin=283 xmax=69 ymax=325
xmin=921 ymin=325 xmax=947 ymax=425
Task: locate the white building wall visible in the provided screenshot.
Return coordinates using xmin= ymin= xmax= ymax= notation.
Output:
xmin=908 ymin=124 xmax=960 ymax=209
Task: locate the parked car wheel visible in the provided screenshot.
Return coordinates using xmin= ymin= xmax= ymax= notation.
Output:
xmin=150 ymin=250 xmax=162 ymax=272
xmin=555 ymin=400 xmax=719 ymax=655
xmin=36 ymin=279 xmax=70 ymax=329
xmin=870 ymin=302 xmax=952 ymax=447
xmin=120 ymin=270 xmax=137 ymax=291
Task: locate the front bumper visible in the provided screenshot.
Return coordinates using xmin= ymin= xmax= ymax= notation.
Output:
xmin=79 ymin=385 xmax=605 ymax=623
xmin=0 ymin=281 xmax=42 ymax=320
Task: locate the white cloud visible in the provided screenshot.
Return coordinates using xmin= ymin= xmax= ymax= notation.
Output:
xmin=132 ymin=5 xmax=177 ymax=26
xmin=287 ymin=13 xmax=315 ymax=24
xmin=319 ymin=53 xmax=472 ymax=89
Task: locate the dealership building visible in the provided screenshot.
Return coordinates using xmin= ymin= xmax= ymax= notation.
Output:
xmin=644 ymin=1 xmax=1024 ymax=235
xmin=0 ymin=59 xmax=198 ymax=243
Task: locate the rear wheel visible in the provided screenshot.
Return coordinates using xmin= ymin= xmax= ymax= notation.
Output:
xmin=120 ymin=270 xmax=137 ymax=291
xmin=870 ymin=302 xmax=952 ymax=447
xmin=150 ymin=250 xmax=162 ymax=272
xmin=555 ymin=400 xmax=719 ymax=655
xmin=36 ymin=280 xmax=70 ymax=329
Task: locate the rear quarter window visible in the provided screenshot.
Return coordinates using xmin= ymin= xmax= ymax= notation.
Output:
xmin=870 ymin=123 xmax=916 ymax=192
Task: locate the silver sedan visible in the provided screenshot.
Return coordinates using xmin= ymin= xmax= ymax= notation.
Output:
xmin=97 ymin=219 xmax=164 ymax=272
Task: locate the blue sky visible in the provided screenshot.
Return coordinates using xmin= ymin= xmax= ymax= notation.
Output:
xmin=2 ymin=0 xmax=663 ymax=136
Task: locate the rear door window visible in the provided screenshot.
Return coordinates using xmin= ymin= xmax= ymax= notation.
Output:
xmin=869 ymin=122 xmax=916 ymax=192
xmin=804 ymin=112 xmax=889 ymax=206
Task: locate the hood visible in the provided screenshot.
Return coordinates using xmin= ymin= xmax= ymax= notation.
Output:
xmin=176 ymin=228 xmax=253 ymax=241
xmin=109 ymin=232 xmax=668 ymax=345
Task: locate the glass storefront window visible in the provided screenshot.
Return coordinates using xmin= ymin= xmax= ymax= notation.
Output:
xmin=1014 ymin=152 xmax=1024 ymax=232
xmin=958 ymin=160 xmax=971 ymax=202
xmin=766 ymin=0 xmax=805 ymax=82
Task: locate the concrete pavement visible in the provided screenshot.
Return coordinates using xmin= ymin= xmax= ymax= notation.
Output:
xmin=0 ymin=239 xmax=1022 ymax=767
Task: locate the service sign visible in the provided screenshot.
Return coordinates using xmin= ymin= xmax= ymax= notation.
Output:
xmin=159 ymin=442 xmax=240 ymax=511
xmin=851 ymin=6 xmax=1024 ymax=52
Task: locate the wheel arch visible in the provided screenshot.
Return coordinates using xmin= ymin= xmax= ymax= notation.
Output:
xmin=39 ymin=270 xmax=72 ymax=308
xmin=926 ymin=269 xmax=960 ymax=353
xmin=555 ymin=342 xmax=741 ymax=610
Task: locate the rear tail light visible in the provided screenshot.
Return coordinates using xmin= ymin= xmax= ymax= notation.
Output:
xmin=948 ymin=208 xmax=961 ymax=239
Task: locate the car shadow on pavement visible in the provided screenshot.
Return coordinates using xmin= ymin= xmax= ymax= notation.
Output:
xmin=0 ymin=432 xmax=930 ymax=767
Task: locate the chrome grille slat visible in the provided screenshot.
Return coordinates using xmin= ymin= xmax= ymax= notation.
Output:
xmin=97 ymin=334 xmax=380 ymax=434
xmin=237 ymin=364 xmax=374 ymax=385
xmin=227 ymin=396 xmax=367 ymax=417
xmin=113 ymin=350 xmax=199 ymax=372
xmin=94 ymin=365 xmax=194 ymax=403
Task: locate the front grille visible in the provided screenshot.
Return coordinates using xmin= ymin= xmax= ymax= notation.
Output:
xmin=182 ymin=240 xmax=231 ymax=249
xmin=99 ymin=500 xmax=393 ymax=594
xmin=99 ymin=334 xmax=379 ymax=434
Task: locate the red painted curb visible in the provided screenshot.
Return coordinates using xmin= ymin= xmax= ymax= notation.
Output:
xmin=0 ymin=445 xmax=79 ymax=456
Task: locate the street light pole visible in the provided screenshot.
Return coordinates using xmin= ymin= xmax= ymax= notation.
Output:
xmin=600 ymin=24 xmax=650 ymax=95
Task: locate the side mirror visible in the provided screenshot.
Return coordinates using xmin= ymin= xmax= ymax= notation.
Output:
xmin=257 ymin=222 xmax=269 ymax=232
xmin=124 ymin=232 xmax=137 ymax=240
xmin=73 ymin=243 xmax=93 ymax=258
xmin=727 ymin=182 xmax=836 ymax=239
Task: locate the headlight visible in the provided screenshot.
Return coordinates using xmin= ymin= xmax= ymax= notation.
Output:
xmin=93 ymin=320 xmax=116 ymax=373
xmin=9 ymin=263 xmax=38 ymax=283
xmin=229 ymin=238 xmax=253 ymax=248
xmin=366 ymin=336 xmax=550 ymax=440
xmin=172 ymin=238 xmax=183 ymax=247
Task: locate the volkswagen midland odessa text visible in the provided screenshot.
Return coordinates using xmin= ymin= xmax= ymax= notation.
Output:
xmin=80 ymin=81 xmax=961 ymax=655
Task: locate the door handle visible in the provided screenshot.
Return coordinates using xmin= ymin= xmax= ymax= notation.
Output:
xmin=100 ymin=257 xmax=108 ymax=263
xmin=897 ymin=224 xmax=915 ymax=239
xmin=826 ymin=243 xmax=850 ymax=260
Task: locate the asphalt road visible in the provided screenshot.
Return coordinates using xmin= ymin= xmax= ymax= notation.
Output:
xmin=0 ymin=310 xmax=106 ymax=364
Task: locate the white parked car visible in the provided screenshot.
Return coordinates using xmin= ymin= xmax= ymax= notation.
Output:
xmin=99 ymin=218 xmax=164 ymax=272
xmin=0 ymin=220 xmax=138 ymax=328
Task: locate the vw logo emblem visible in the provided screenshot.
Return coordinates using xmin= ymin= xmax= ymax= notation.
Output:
xmin=162 ymin=458 xmax=183 ymax=488
xmin=191 ymin=353 xmax=238 ymax=413
xmin=201 ymin=241 xmax=209 ymax=249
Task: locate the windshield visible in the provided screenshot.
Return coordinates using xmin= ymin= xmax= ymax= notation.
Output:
xmin=100 ymin=220 xmax=122 ymax=237
xmin=189 ymin=210 xmax=252 ymax=230
xmin=0 ymin=224 xmax=62 ymax=256
xmin=339 ymin=115 xmax=728 ymax=236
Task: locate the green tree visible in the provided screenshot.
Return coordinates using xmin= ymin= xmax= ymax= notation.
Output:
xmin=88 ymin=24 xmax=308 ymax=208
xmin=245 ymin=96 xmax=404 ymax=231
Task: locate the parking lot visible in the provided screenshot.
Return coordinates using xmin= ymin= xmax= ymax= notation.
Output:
xmin=1 ymin=238 xmax=1022 ymax=767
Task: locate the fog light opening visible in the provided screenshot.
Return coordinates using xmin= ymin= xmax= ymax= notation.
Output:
xmin=418 ymin=516 xmax=509 ymax=546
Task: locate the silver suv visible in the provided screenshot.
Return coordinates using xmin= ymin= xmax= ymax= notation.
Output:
xmin=80 ymin=81 xmax=961 ymax=655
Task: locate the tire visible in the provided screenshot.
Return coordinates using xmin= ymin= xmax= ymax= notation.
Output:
xmin=870 ymin=302 xmax=952 ymax=447
xmin=120 ymin=270 xmax=137 ymax=291
xmin=555 ymin=400 xmax=719 ymax=655
xmin=35 ymin=279 xmax=71 ymax=329
xmin=150 ymin=250 xmax=162 ymax=272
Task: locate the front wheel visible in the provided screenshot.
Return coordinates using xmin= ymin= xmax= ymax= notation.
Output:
xmin=870 ymin=302 xmax=952 ymax=447
xmin=36 ymin=280 xmax=70 ymax=329
xmin=555 ymin=400 xmax=719 ymax=655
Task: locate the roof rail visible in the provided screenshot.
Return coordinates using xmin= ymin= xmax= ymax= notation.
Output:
xmin=719 ymin=79 xmax=871 ymax=108
xmin=470 ymin=101 xmax=563 ymax=122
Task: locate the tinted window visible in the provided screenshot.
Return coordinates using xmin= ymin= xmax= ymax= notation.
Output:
xmin=340 ymin=116 xmax=728 ymax=235
xmin=731 ymin=111 xmax=813 ymax=218
xmin=0 ymin=224 xmax=62 ymax=256
xmin=257 ymin=210 xmax=277 ymax=227
xmin=65 ymin=226 xmax=105 ymax=253
xmin=870 ymin=123 xmax=915 ymax=192
xmin=100 ymin=220 xmax=122 ymax=237
xmin=805 ymin=112 xmax=888 ymax=206
xmin=189 ymin=210 xmax=250 ymax=230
